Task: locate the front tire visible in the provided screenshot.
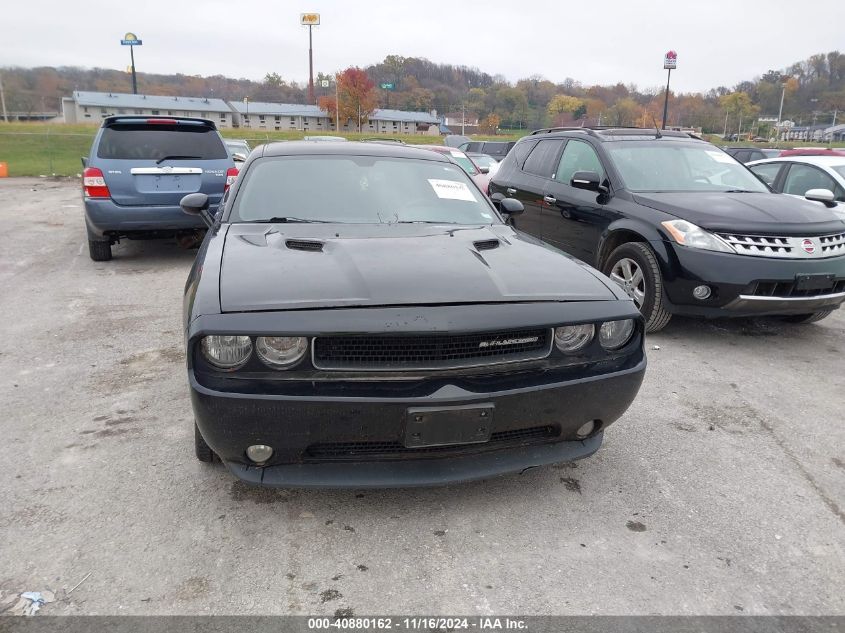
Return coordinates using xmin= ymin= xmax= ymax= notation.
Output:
xmin=603 ymin=242 xmax=672 ymax=333
xmin=88 ymin=239 xmax=112 ymax=261
xmin=195 ymin=423 xmax=217 ymax=463
xmin=781 ymin=310 xmax=833 ymax=324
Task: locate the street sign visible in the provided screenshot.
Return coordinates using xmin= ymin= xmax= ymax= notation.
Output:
xmin=380 ymin=83 xmax=395 ymax=91
xmin=300 ymin=13 xmax=320 ymax=25
xmin=663 ymin=50 xmax=677 ymax=70
xmin=320 ymin=80 xmax=330 ymax=88
xmin=121 ymin=32 xmax=142 ymax=46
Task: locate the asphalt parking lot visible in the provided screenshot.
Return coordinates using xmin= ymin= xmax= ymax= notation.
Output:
xmin=0 ymin=177 xmax=843 ymax=616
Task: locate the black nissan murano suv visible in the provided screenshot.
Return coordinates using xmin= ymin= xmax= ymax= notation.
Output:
xmin=489 ymin=127 xmax=845 ymax=331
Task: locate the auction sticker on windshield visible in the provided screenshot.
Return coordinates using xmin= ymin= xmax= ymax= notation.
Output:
xmin=705 ymin=150 xmax=736 ymax=164
xmin=428 ymin=179 xmax=475 ymax=201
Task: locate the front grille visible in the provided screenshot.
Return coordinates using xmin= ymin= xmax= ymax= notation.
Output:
xmin=305 ymin=425 xmax=559 ymax=460
xmin=715 ymin=232 xmax=845 ymax=259
xmin=746 ymin=279 xmax=845 ymax=298
xmin=312 ymin=328 xmax=552 ymax=371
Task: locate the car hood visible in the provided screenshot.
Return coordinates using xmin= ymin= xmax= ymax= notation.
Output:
xmin=219 ymin=223 xmax=617 ymax=312
xmin=632 ymin=192 xmax=845 ymax=235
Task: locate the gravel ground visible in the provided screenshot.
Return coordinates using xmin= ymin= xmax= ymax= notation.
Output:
xmin=0 ymin=178 xmax=843 ymax=616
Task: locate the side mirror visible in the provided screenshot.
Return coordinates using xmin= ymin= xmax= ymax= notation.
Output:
xmin=181 ymin=193 xmax=213 ymax=227
xmin=499 ymin=198 xmax=524 ymax=216
xmin=805 ymin=188 xmax=837 ymax=208
xmin=232 ymin=152 xmax=247 ymax=163
xmin=570 ymin=170 xmax=602 ymax=192
xmin=490 ymin=192 xmax=505 ymax=203
xmin=478 ymin=165 xmax=490 ymax=174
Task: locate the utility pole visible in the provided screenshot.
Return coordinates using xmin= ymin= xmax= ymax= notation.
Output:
xmin=775 ymin=82 xmax=786 ymax=145
xmin=461 ymin=103 xmax=466 ymax=135
xmin=723 ymin=110 xmax=729 ymax=138
xmin=0 ymin=71 xmax=8 ymax=123
xmin=829 ymin=108 xmax=838 ymax=148
xmin=334 ymin=74 xmax=340 ymax=132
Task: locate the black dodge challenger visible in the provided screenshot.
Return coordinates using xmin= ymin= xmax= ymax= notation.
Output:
xmin=181 ymin=142 xmax=646 ymax=488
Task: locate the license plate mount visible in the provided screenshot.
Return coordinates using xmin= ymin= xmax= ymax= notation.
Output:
xmin=794 ymin=273 xmax=836 ymax=291
xmin=404 ymin=404 xmax=494 ymax=448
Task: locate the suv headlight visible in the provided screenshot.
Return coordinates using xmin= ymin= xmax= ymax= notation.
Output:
xmin=256 ymin=336 xmax=308 ymax=369
xmin=661 ymin=220 xmax=734 ymax=253
xmin=201 ymin=335 xmax=252 ymax=370
xmin=599 ymin=319 xmax=635 ymax=350
xmin=554 ymin=324 xmax=595 ymax=353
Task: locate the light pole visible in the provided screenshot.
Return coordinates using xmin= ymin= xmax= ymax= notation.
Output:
xmin=300 ymin=13 xmax=320 ymax=105
xmin=829 ymin=107 xmax=838 ymax=147
xmin=120 ymin=33 xmax=142 ymax=94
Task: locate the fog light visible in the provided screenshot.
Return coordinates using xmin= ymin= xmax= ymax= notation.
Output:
xmin=693 ymin=285 xmax=712 ymax=300
xmin=246 ymin=444 xmax=274 ymax=463
xmin=576 ymin=420 xmax=598 ymax=438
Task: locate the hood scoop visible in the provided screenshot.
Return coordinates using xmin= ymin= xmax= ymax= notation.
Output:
xmin=285 ymin=239 xmax=324 ymax=252
xmin=473 ymin=239 xmax=501 ymax=251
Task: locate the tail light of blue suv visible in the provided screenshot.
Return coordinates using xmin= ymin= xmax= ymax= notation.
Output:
xmin=82 ymin=167 xmax=110 ymax=198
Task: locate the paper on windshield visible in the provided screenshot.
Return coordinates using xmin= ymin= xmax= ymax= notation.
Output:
xmin=428 ymin=179 xmax=476 ymax=201
xmin=705 ymin=150 xmax=736 ymax=164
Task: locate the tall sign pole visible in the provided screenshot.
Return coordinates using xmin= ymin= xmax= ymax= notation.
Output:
xmin=662 ymin=50 xmax=677 ymax=130
xmin=120 ymin=32 xmax=142 ymax=94
xmin=301 ymin=13 xmax=320 ymax=104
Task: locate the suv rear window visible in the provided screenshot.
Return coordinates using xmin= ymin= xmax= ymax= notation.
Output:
xmin=96 ymin=124 xmax=228 ymax=160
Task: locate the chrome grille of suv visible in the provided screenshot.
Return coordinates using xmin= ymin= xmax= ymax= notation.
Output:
xmin=312 ymin=329 xmax=552 ymax=371
xmin=715 ymin=232 xmax=845 ymax=259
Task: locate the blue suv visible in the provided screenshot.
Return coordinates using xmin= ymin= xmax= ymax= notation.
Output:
xmin=82 ymin=116 xmax=237 ymax=261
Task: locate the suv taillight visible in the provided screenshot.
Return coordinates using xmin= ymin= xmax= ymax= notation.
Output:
xmin=83 ymin=167 xmax=110 ymax=198
xmin=225 ymin=167 xmax=239 ymax=192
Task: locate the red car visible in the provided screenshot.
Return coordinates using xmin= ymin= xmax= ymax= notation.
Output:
xmin=412 ymin=145 xmax=491 ymax=194
xmin=779 ymin=148 xmax=845 ymax=157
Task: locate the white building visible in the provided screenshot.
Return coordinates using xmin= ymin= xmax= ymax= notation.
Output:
xmin=62 ymin=91 xmax=234 ymax=127
xmin=227 ymin=101 xmax=333 ymax=131
xmin=60 ymin=91 xmax=441 ymax=135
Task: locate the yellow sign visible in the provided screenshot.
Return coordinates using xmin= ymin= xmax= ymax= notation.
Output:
xmin=124 ymin=32 xmax=138 ymax=41
xmin=300 ymin=13 xmax=320 ymax=25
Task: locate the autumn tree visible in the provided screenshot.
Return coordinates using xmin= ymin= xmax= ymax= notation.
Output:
xmin=479 ymin=113 xmax=501 ymax=135
xmin=547 ymin=94 xmax=585 ymax=125
xmin=337 ymin=68 xmax=377 ymax=132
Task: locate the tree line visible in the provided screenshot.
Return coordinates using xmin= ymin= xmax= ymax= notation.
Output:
xmin=2 ymin=50 xmax=844 ymax=134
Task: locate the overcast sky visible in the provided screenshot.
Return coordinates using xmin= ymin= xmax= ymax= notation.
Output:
xmin=2 ymin=0 xmax=843 ymax=94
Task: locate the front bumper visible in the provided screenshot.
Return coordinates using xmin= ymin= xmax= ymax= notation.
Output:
xmin=190 ymin=358 xmax=645 ymax=488
xmin=659 ymin=242 xmax=845 ymax=317
xmin=84 ymin=197 xmax=210 ymax=238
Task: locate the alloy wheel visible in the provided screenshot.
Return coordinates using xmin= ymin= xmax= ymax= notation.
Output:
xmin=609 ymin=257 xmax=645 ymax=308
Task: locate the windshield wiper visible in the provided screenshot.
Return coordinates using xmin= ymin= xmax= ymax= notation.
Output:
xmin=722 ymin=189 xmax=756 ymax=193
xmin=249 ymin=217 xmax=333 ymax=223
xmin=155 ymin=155 xmax=201 ymax=164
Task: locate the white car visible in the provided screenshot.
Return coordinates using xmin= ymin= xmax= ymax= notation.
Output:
xmin=747 ymin=155 xmax=845 ymax=207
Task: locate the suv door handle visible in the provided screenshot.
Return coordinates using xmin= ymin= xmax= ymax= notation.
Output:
xmin=543 ymin=195 xmax=557 ymax=204
xmin=506 ymin=188 xmax=517 ymax=195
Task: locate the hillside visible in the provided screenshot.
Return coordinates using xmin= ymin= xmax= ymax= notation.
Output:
xmin=2 ymin=50 xmax=844 ymax=134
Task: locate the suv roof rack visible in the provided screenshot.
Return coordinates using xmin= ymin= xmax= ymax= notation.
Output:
xmin=529 ymin=126 xmax=694 ymax=139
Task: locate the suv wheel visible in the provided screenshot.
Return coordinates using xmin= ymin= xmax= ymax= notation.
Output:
xmin=781 ymin=310 xmax=833 ymax=324
xmin=604 ymin=242 xmax=672 ymax=333
xmin=195 ymin=423 xmax=217 ymax=463
xmin=88 ymin=239 xmax=112 ymax=262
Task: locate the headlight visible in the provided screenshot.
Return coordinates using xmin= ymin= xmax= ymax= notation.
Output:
xmin=554 ymin=324 xmax=595 ymax=353
xmin=661 ymin=220 xmax=734 ymax=253
xmin=256 ymin=336 xmax=308 ymax=369
xmin=599 ymin=319 xmax=635 ymax=350
xmin=201 ymin=335 xmax=252 ymax=370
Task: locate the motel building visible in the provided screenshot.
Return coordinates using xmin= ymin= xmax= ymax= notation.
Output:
xmin=62 ymin=91 xmax=234 ymax=127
